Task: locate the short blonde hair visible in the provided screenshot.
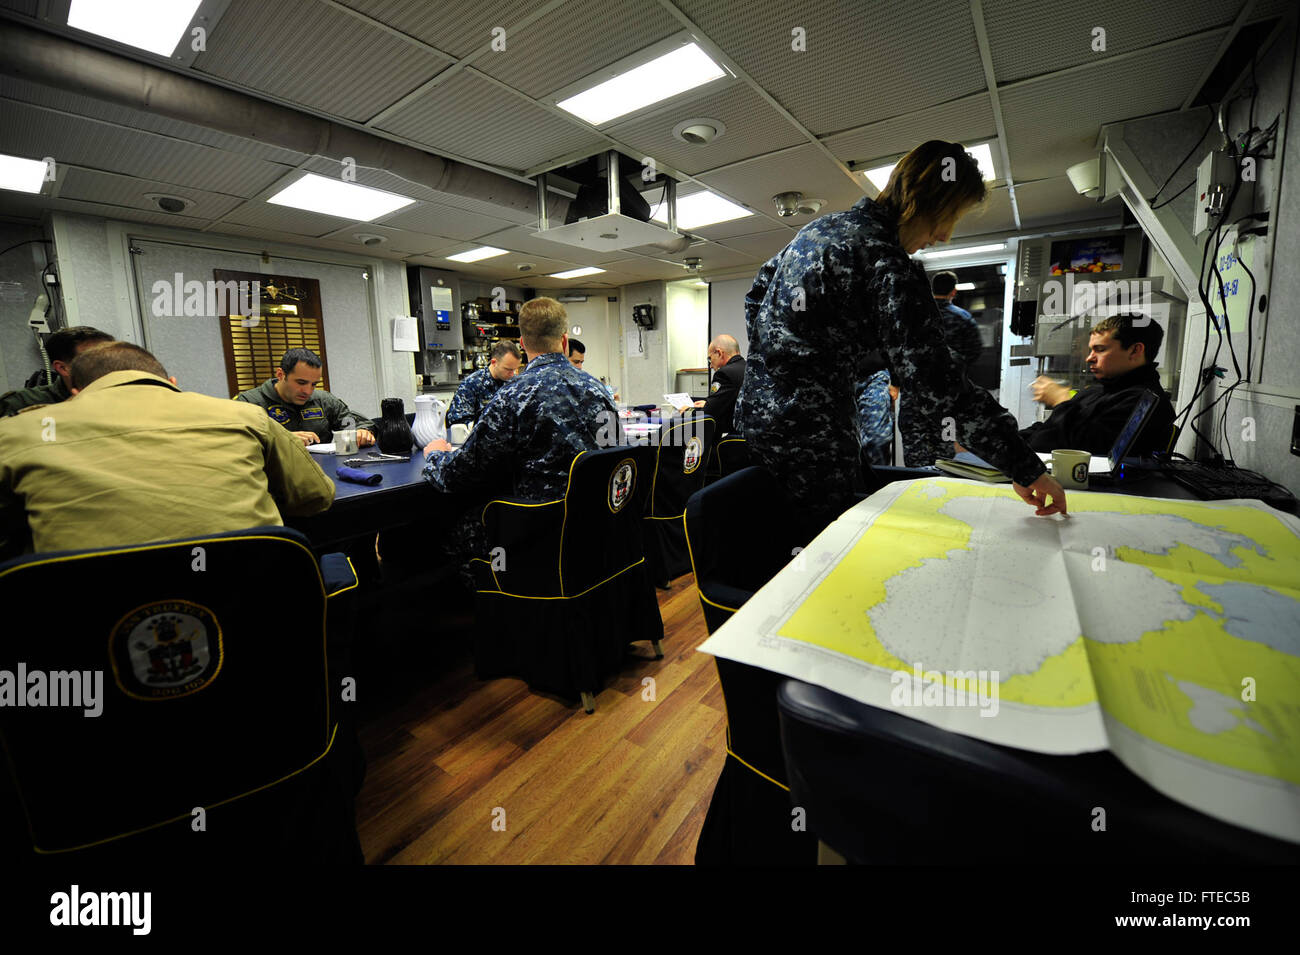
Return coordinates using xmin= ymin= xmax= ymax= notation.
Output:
xmin=519 ymin=297 xmax=567 ymax=349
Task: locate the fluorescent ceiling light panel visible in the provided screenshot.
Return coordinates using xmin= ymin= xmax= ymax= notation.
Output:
xmin=68 ymin=0 xmax=203 ymax=56
xmin=446 ymin=246 xmax=507 ymax=263
xmin=551 ymin=267 xmax=605 ymax=279
xmin=919 ymin=243 xmax=1006 ymax=260
xmin=0 ymin=154 xmax=50 ymax=193
xmin=864 ymin=142 xmax=999 ymax=191
xmin=267 ymin=173 xmax=414 ymax=221
xmin=557 ymin=43 xmax=726 ymax=125
xmin=649 ymin=191 xmax=752 ymax=229
xmin=955 ymin=282 xmax=976 ymax=291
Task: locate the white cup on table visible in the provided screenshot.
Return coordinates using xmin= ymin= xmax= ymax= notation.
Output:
xmin=1052 ymin=449 xmax=1091 ymax=489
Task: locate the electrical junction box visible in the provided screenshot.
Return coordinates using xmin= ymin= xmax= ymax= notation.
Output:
xmin=1194 ymin=150 xmax=1236 ymax=238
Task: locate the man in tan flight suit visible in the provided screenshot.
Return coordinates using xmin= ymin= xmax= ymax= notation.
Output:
xmin=0 ymin=341 xmax=335 ymax=559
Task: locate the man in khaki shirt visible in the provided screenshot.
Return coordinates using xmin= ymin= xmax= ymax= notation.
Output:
xmin=0 ymin=342 xmax=335 ymax=558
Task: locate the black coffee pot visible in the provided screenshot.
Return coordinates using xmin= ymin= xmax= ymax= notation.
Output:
xmin=375 ymin=397 xmax=415 ymax=454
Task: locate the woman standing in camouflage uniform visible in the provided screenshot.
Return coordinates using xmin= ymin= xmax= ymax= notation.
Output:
xmin=737 ymin=140 xmax=1067 ymax=531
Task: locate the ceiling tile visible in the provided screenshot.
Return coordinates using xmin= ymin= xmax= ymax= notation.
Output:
xmin=475 ymin=0 xmax=681 ymax=100
xmin=676 ymin=0 xmax=987 ymax=135
xmin=604 ymin=82 xmax=806 ymax=176
xmin=332 ymin=0 xmax=557 ymax=59
xmin=375 ymin=70 xmax=606 ymax=171
xmin=712 ymin=229 xmax=793 ymax=261
xmin=0 ymin=99 xmax=291 ymax=197
xmin=822 ymin=94 xmax=997 ymax=166
xmin=952 ymin=187 xmax=1016 ymax=237
xmin=218 ymin=199 xmax=358 ymax=237
xmin=999 ymin=31 xmax=1225 ymax=181
xmin=981 ymin=0 xmax=1234 ymax=84
xmin=1014 ymin=176 xmax=1124 ymax=229
xmin=194 ymin=0 xmax=452 ymax=122
xmin=59 ymin=167 xmax=245 ymax=220
xmin=377 ymin=200 xmax=523 ymax=241
xmin=697 ymin=143 xmax=866 ymax=220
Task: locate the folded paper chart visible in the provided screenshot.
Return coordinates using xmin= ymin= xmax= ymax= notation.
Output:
xmin=698 ymin=477 xmax=1300 ymax=843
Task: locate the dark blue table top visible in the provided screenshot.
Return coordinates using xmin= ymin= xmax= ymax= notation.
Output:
xmin=311 ymin=448 xmax=430 ymax=501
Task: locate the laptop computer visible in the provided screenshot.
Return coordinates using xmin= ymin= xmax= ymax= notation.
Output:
xmin=1065 ymin=389 xmax=1160 ymax=486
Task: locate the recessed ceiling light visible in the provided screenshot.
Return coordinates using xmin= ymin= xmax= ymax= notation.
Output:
xmin=864 ymin=142 xmax=999 ymax=191
xmin=649 ymin=191 xmax=752 ymax=229
xmin=551 ymin=267 xmax=605 ymax=279
xmin=918 ymin=243 xmax=1006 ymax=260
xmin=557 ymin=42 xmax=726 ymax=125
xmin=673 ymin=118 xmax=727 ymax=145
xmin=954 ymin=282 xmax=976 ymax=291
xmin=68 ymin=0 xmax=203 ymax=57
xmin=267 ymin=173 xmax=414 ymax=222
xmin=446 ymin=246 xmax=508 ymax=263
xmin=0 ymin=153 xmax=51 ymax=194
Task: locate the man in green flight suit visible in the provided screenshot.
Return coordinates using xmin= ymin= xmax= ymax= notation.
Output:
xmin=0 ymin=325 xmax=114 ymax=416
xmin=235 ymin=347 xmax=375 ymax=447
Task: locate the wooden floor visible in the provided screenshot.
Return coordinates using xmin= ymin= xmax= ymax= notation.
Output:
xmin=353 ymin=574 xmax=725 ymax=864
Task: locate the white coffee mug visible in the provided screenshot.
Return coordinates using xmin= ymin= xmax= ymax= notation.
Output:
xmin=1052 ymin=449 xmax=1091 ymax=489
xmin=334 ymin=429 xmax=358 ymax=454
xmin=448 ymin=423 xmax=470 ymax=446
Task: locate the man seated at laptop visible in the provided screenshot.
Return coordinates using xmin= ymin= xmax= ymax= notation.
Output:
xmin=1021 ymin=313 xmax=1175 ymax=456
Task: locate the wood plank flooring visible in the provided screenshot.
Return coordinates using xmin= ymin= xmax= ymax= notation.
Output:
xmin=354 ymin=574 xmax=725 ymax=864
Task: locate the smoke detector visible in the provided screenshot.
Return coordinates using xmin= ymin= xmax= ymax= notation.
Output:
xmin=772 ymin=192 xmax=825 ymax=217
xmin=145 ymin=193 xmax=193 ymax=214
xmin=673 ymin=118 xmax=726 ymax=146
xmin=353 ymin=233 xmax=387 ymax=246
xmin=517 ymin=263 xmax=536 ymax=272
xmin=683 ymin=256 xmax=702 ymax=272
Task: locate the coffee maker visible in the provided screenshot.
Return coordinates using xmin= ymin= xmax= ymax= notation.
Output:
xmin=409 ymin=266 xmax=465 ymax=388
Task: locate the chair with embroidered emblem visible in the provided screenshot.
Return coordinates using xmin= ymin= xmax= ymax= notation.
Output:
xmin=642 ymin=412 xmax=716 ymax=588
xmin=0 ymin=525 xmax=363 ymax=863
xmin=472 ymin=445 xmax=661 ymax=713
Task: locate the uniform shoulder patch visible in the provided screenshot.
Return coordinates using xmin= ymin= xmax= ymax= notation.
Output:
xmin=267 ymin=406 xmax=291 ymax=424
xmin=608 ymin=458 xmax=636 ymax=513
xmin=110 ymin=600 xmax=223 ymax=700
xmin=710 ymin=381 xmax=720 ymax=393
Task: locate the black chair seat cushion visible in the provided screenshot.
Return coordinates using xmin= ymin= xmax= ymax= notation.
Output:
xmin=777 ymin=679 xmax=1300 ymax=864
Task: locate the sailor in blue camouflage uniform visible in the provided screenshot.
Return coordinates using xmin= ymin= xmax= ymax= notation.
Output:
xmin=422 ymin=297 xmax=619 ymax=577
xmin=446 ymin=340 xmax=522 ymax=426
xmin=737 ymin=140 xmax=1066 ymax=530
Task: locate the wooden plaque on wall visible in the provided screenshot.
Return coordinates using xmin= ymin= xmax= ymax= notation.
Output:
xmin=214 ymin=269 xmax=329 ymax=396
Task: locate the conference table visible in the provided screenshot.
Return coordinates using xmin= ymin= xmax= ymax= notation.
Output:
xmin=285 ymin=448 xmax=473 ymax=552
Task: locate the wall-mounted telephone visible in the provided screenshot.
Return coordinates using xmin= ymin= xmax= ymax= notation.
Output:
xmin=632 ymin=304 xmax=656 ymax=329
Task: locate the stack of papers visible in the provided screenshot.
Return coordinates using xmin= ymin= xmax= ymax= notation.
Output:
xmin=935 ymin=451 xmax=1010 ymax=483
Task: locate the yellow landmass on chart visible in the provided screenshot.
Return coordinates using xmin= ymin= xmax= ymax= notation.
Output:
xmin=776 ymin=478 xmax=1300 ymax=780
xmin=777 ymin=481 xmax=1099 ymax=708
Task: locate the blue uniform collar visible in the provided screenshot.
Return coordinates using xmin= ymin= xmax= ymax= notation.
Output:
xmin=522 ymin=351 xmax=569 ymax=373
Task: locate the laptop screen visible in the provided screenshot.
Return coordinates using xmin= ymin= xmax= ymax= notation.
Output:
xmin=1109 ymin=389 xmax=1160 ymax=472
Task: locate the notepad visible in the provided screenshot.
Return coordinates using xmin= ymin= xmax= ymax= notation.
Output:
xmin=663 ymin=393 xmax=693 ymax=409
xmin=306 ymin=443 xmax=336 ymax=454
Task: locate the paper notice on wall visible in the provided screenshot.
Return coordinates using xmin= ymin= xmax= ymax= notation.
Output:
xmin=392 ymin=316 xmax=420 ymax=351
xmin=627 ymin=330 xmax=645 ymax=358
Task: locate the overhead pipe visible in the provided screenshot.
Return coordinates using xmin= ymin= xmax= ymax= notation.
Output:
xmin=0 ymin=21 xmax=696 ymax=254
